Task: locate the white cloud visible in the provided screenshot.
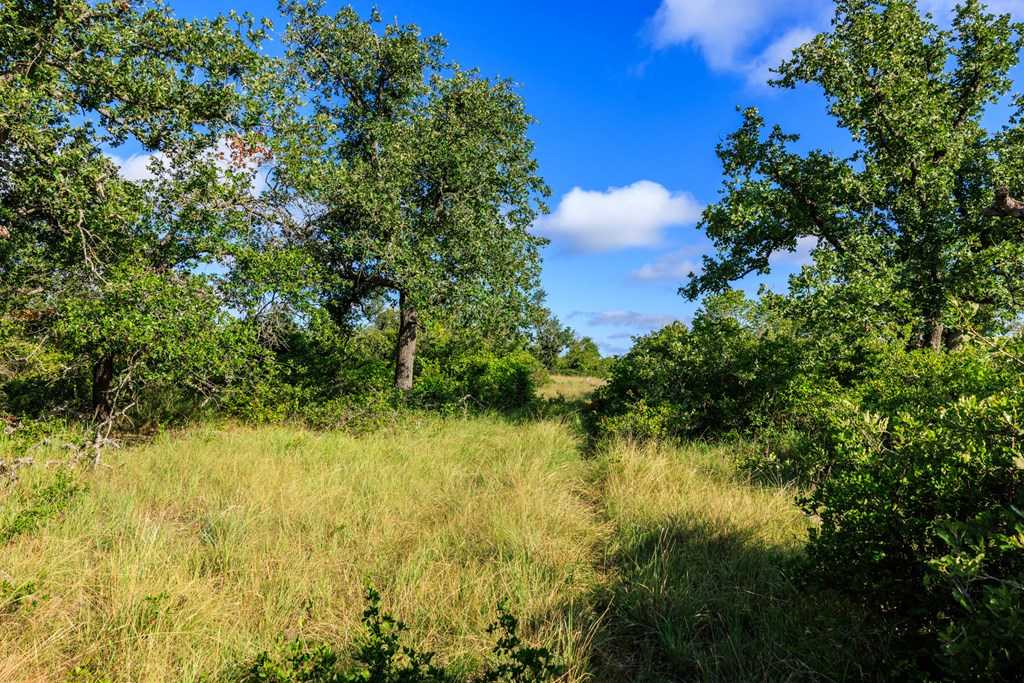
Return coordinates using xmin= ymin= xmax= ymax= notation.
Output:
xmin=535 ymin=180 xmax=702 ymax=251
xmin=647 ymin=0 xmax=1024 ymax=86
xmin=647 ymin=0 xmax=824 ymax=86
xmin=111 ymin=152 xmax=167 ymax=182
xmin=632 ymin=245 xmax=705 ymax=281
xmin=769 ymin=235 xmax=818 ymax=267
xmin=650 ymin=0 xmax=790 ymax=69
xmin=744 ymin=26 xmax=818 ymax=87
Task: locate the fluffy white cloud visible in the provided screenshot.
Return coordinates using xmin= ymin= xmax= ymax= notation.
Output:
xmin=647 ymin=0 xmax=823 ymax=86
xmin=535 ymin=180 xmax=702 ymax=251
xmin=650 ymin=0 xmax=792 ymax=69
xmin=649 ymin=0 xmax=1023 ymax=86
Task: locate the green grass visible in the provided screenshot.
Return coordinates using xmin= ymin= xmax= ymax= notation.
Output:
xmin=1 ymin=412 xmax=882 ymax=681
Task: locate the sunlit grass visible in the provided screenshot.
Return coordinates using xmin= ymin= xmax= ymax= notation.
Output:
xmin=537 ymin=375 xmax=605 ymax=402
xmin=0 ymin=417 xmax=604 ymax=681
xmin=1 ymin=417 xmax=881 ymax=682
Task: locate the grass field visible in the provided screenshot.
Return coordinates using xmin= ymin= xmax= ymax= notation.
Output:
xmin=536 ymin=375 xmax=605 ymax=401
xmin=1 ymin=383 xmax=879 ymax=682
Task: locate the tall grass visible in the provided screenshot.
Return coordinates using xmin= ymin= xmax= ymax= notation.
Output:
xmin=1 ymin=417 xmax=603 ymax=682
xmin=536 ymin=376 xmax=605 ymax=402
xmin=1 ymin=414 xmax=884 ymax=681
xmin=592 ymin=440 xmax=882 ymax=682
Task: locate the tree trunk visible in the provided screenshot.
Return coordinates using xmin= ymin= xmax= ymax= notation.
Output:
xmin=926 ymin=320 xmax=945 ymax=352
xmin=92 ymin=354 xmax=115 ymax=419
xmin=945 ymin=328 xmax=964 ymax=351
xmin=394 ymin=292 xmax=418 ymax=391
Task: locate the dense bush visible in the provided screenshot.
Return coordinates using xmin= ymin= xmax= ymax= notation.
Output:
xmin=746 ymin=341 xmax=1024 ymax=678
xmin=587 ymin=291 xmax=802 ymax=442
xmin=412 ymin=350 xmax=546 ymax=412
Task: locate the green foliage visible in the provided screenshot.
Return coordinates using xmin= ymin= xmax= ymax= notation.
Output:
xmin=526 ymin=308 xmax=575 ymax=372
xmin=412 ymin=351 xmax=546 ymax=412
xmin=1 ymin=469 xmax=81 ymax=544
xmin=588 ymin=291 xmax=801 ymax=442
xmin=740 ymin=339 xmax=1024 ymax=675
xmin=929 ymin=507 xmax=1024 ymax=680
xmin=53 ymin=265 xmax=268 ymax=423
xmin=1 ymin=0 xmax=273 ymax=424
xmin=236 ymin=590 xmax=562 ymax=683
xmin=558 ymin=337 xmax=609 ymax=377
xmin=685 ymin=0 xmax=1024 ymax=348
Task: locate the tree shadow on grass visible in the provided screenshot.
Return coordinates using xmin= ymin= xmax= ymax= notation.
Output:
xmin=586 ymin=517 xmax=889 ymax=683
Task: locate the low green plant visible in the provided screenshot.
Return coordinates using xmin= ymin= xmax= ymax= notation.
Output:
xmin=1 ymin=468 xmax=81 ymax=544
xmin=412 ymin=351 xmax=545 ymax=412
xmin=0 ymin=579 xmax=42 ymax=614
xmin=236 ymin=589 xmax=563 ymax=683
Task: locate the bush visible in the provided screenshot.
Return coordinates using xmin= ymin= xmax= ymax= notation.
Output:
xmin=752 ymin=341 xmax=1024 ymax=677
xmin=412 ymin=351 xmax=546 ymax=412
xmin=236 ymin=589 xmax=563 ymax=683
xmin=587 ymin=292 xmax=802 ymax=442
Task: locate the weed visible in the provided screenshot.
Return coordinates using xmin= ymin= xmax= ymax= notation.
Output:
xmin=0 ymin=468 xmax=81 ymax=543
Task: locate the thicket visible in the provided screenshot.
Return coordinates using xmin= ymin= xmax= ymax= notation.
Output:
xmin=588 ymin=0 xmax=1024 ymax=676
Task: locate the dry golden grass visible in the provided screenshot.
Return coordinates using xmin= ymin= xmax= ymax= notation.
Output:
xmin=0 ymin=417 xmax=605 ymax=682
xmin=537 ymin=376 xmax=605 ymax=402
xmin=1 ymin=418 xmax=878 ymax=682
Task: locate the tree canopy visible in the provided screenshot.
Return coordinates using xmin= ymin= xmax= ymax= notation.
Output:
xmin=270 ymin=2 xmax=549 ymax=389
xmin=685 ymin=0 xmax=1024 ymax=350
xmin=0 ymin=0 xmax=271 ymax=423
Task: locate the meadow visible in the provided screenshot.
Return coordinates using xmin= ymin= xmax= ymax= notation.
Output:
xmin=1 ymin=380 xmax=877 ymax=683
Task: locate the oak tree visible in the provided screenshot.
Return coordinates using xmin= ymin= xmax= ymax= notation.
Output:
xmin=0 ymin=0 xmax=270 ymax=423
xmin=685 ymin=0 xmax=1024 ymax=350
xmin=271 ymin=2 xmax=549 ymax=390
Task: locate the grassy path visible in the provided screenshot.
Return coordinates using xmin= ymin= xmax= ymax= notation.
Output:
xmin=1 ymin=389 xmax=878 ymax=681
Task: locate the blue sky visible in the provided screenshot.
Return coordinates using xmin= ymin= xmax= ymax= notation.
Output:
xmin=160 ymin=0 xmax=1024 ymax=354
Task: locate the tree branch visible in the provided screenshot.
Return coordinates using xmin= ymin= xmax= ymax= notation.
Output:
xmin=983 ymin=186 xmax=1024 ymax=219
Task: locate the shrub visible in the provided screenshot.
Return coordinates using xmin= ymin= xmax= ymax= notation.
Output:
xmin=412 ymin=351 xmax=546 ymax=412
xmin=587 ymin=291 xmax=803 ymax=442
xmin=929 ymin=507 xmax=1024 ymax=681
xmin=236 ymin=589 xmax=563 ymax=683
xmin=756 ymin=341 xmax=1024 ymax=677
